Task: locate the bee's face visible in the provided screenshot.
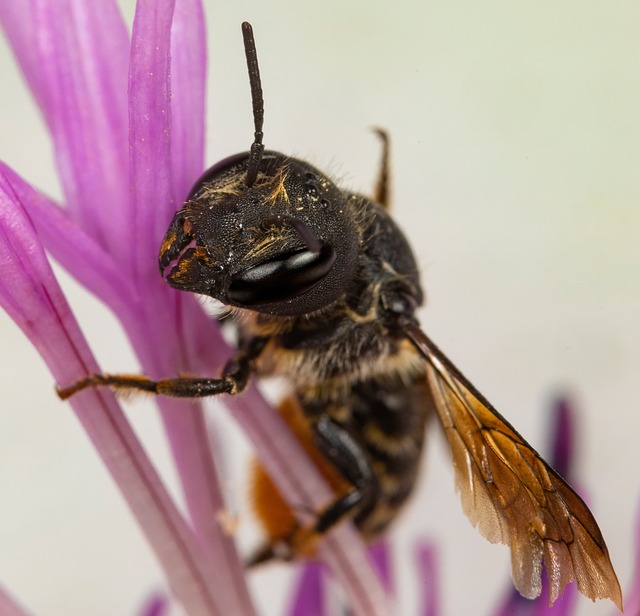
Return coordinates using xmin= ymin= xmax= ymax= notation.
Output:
xmin=159 ymin=152 xmax=360 ymax=316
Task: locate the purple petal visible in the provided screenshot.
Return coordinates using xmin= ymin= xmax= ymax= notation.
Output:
xmin=0 ymin=4 xmax=45 ymax=107
xmin=169 ymin=0 xmax=207 ymax=202
xmin=548 ymin=397 xmax=575 ymax=480
xmin=0 ymin=585 xmax=32 ymax=616
xmin=128 ymin=0 xmax=176 ymax=282
xmin=531 ymin=586 xmax=578 ymax=616
xmin=153 ymin=394 xmax=257 ymax=616
xmin=1 ymin=0 xmax=131 ymax=255
xmin=0 ymin=179 xmax=228 ymax=616
xmin=318 ymin=538 xmax=393 ymax=616
xmin=368 ymin=540 xmax=394 ymax=595
xmin=492 ymin=584 xmax=578 ymax=616
xmin=0 ymin=164 xmax=136 ymax=319
xmin=415 ymin=541 xmax=440 ymax=616
xmin=284 ymin=563 xmax=326 ymax=616
xmin=492 ymin=590 xmax=533 ymax=616
xmin=136 ymin=592 xmax=169 ymax=616
xmin=125 ymin=4 xmax=255 ymax=611
xmin=3 ymin=151 xmax=248 ymax=613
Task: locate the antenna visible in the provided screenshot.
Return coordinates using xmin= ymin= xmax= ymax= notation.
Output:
xmin=242 ymin=22 xmax=265 ymax=187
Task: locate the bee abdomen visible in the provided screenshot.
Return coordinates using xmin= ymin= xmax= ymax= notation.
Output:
xmin=349 ymin=374 xmax=432 ymax=536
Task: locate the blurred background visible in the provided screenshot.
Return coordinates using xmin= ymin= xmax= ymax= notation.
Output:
xmin=1 ymin=1 xmax=639 ymax=614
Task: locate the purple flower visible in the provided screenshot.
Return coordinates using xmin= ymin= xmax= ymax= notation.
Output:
xmin=0 ymin=1 xmax=388 ymax=615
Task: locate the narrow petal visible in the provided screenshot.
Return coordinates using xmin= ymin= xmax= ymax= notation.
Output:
xmin=368 ymin=541 xmax=394 ymax=595
xmin=128 ymin=0 xmax=177 ymax=282
xmin=493 ymin=584 xmax=579 ymax=616
xmin=415 ymin=541 xmax=440 ymax=616
xmin=126 ymin=4 xmax=255 ymax=612
xmin=4 ymin=0 xmax=131 ymax=255
xmin=170 ymin=0 xmax=207 ymax=202
xmin=136 ymin=592 xmax=168 ymax=616
xmin=492 ymin=590 xmax=533 ymax=616
xmin=0 ymin=164 xmax=137 ymax=319
xmin=3 ymin=159 xmax=245 ymax=601
xmin=548 ymin=397 xmax=575 ymax=480
xmin=0 ymin=4 xmax=45 ymax=107
xmin=3 ymin=158 xmax=254 ymax=616
xmin=153 ymin=394 xmax=257 ymax=616
xmin=118 ymin=296 xmax=256 ymax=616
xmin=0 ymin=585 xmax=32 ymax=616
xmin=319 ymin=539 xmax=393 ymax=616
xmin=284 ymin=563 xmax=326 ymax=616
xmin=0 ymin=182 xmax=229 ymax=616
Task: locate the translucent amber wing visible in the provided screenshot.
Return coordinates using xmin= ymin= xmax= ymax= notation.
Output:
xmin=407 ymin=327 xmax=622 ymax=609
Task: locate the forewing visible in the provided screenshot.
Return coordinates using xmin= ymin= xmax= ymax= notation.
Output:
xmin=407 ymin=327 xmax=622 ymax=608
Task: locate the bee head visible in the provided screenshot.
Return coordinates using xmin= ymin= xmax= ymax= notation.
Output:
xmin=158 ymin=23 xmax=360 ymax=316
xmin=158 ymin=150 xmax=359 ymax=316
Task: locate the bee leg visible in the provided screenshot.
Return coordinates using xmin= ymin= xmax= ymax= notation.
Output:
xmin=56 ymin=336 xmax=268 ymax=400
xmin=247 ymin=416 xmax=376 ymax=565
xmin=311 ymin=415 xmax=378 ymax=535
xmin=246 ymin=539 xmax=295 ymax=567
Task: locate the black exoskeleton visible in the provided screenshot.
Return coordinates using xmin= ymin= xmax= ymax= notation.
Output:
xmin=157 ymin=146 xmax=431 ymax=544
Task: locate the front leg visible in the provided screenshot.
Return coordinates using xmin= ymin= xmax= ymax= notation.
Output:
xmin=57 ymin=336 xmax=268 ymax=400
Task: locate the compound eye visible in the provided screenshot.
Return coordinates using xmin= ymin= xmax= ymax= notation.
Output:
xmin=228 ymin=245 xmax=336 ymax=306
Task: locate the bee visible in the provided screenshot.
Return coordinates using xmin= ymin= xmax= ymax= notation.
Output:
xmin=59 ymin=22 xmax=622 ymax=607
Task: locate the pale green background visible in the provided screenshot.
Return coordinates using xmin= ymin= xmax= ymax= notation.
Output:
xmin=1 ymin=1 xmax=639 ymax=615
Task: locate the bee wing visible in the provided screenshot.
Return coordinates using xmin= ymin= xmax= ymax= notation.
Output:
xmin=406 ymin=327 xmax=622 ymax=609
